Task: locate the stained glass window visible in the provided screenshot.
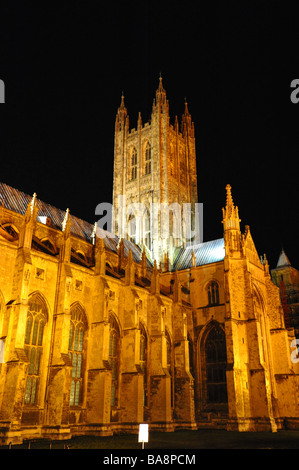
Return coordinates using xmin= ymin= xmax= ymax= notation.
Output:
xmin=68 ymin=305 xmax=86 ymax=407
xmin=24 ymin=296 xmax=47 ymax=405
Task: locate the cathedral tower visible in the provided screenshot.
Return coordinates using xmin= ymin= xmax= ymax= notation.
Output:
xmin=112 ymin=77 xmax=198 ymax=266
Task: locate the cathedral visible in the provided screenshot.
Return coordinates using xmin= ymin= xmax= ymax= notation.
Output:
xmin=0 ymin=78 xmax=299 ymax=445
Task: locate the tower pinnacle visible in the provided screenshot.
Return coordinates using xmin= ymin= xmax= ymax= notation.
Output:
xmin=222 ymin=184 xmax=241 ymax=233
xmin=225 ymin=184 xmax=234 ymax=216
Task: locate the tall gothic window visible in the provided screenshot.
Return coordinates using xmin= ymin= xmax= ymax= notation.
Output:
xmin=179 ymin=151 xmax=186 ymax=185
xmin=24 ymin=295 xmax=47 ymax=405
xmin=205 ymin=324 xmax=227 ymax=405
xmin=109 ymin=315 xmax=120 ymax=407
xmin=144 ymin=142 xmax=151 ymax=175
xmin=144 ymin=211 xmax=151 ymax=251
xmin=128 ymin=214 xmax=136 ymax=244
xmin=68 ymin=304 xmax=87 ymax=407
xmin=140 ymin=324 xmax=148 ymax=407
xmin=131 ymin=148 xmax=137 ymax=180
xmin=170 ymin=144 xmax=176 ymax=177
xmin=207 ymin=281 xmax=220 ymax=306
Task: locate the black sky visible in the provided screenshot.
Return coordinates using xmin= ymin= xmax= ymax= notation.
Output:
xmin=0 ymin=0 xmax=298 ymax=270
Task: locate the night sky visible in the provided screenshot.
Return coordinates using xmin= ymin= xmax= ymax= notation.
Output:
xmin=0 ymin=1 xmax=298 ymax=271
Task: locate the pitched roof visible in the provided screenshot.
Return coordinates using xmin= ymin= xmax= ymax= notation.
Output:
xmin=276 ymin=249 xmax=291 ymax=268
xmin=173 ymin=238 xmax=225 ymax=270
xmin=0 ymin=182 xmax=150 ymax=266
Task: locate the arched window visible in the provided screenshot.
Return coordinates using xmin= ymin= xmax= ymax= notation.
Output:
xmin=130 ymin=148 xmax=137 ymax=181
xmin=169 ymin=144 xmax=176 ymax=177
xmin=179 ymin=151 xmax=186 ymax=185
xmin=207 ymin=281 xmax=220 ymax=306
xmin=109 ymin=315 xmax=120 ymax=408
xmin=144 ymin=211 xmax=151 ymax=251
xmin=68 ymin=304 xmax=87 ymax=407
xmin=128 ymin=215 xmax=136 ymax=244
xmin=24 ymin=295 xmax=47 ymax=405
xmin=205 ymin=324 xmax=227 ymax=405
xmin=144 ymin=142 xmax=151 ymax=175
xmin=165 ymin=330 xmax=173 ymax=408
xmin=140 ymin=324 xmax=148 ymax=407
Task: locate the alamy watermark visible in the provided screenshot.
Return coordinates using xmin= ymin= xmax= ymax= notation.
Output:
xmin=0 ymin=79 xmax=4 ymax=103
xmin=290 ymin=79 xmax=299 ymax=104
xmin=95 ymin=196 xmax=203 ymax=245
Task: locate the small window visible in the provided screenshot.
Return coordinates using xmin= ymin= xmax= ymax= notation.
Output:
xmin=35 ymin=268 xmax=45 ymax=280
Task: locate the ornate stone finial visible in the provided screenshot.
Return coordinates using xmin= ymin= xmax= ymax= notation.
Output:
xmin=183 ymin=98 xmax=190 ymax=116
xmin=120 ymin=91 xmax=125 ymax=106
xmin=62 ymin=208 xmax=71 ymax=238
xmin=91 ymin=221 xmax=97 ymax=245
xmin=25 ymin=192 xmax=37 ymax=222
xmin=137 ymin=111 xmax=142 ymax=128
xmin=191 ymin=250 xmax=196 ymax=268
xmin=226 ymin=184 xmax=234 ymax=209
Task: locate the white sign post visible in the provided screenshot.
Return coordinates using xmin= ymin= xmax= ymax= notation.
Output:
xmin=138 ymin=424 xmax=149 ymax=449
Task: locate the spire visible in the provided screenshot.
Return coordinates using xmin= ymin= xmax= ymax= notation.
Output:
xmin=155 ymin=74 xmax=167 ymax=107
xmin=225 ymin=184 xmax=234 ymax=216
xmin=120 ymin=91 xmax=126 ymax=110
xmin=223 ymin=184 xmax=240 ymax=222
xmin=181 ymin=97 xmax=194 ymax=137
xmin=137 ymin=111 xmax=142 ymax=129
xmin=222 ymin=184 xmax=241 ymax=253
xmin=158 ymin=73 xmax=164 ymax=91
xmin=183 ymin=98 xmax=190 ymax=117
xmin=276 ymin=249 xmax=292 ymax=268
xmin=116 ymin=91 xmax=128 ymax=128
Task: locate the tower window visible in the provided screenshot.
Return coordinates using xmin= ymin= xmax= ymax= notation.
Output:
xmin=128 ymin=215 xmax=136 ymax=244
xmin=144 ymin=142 xmax=151 ymax=175
xmin=207 ymin=281 xmax=220 ymax=306
xmin=144 ymin=211 xmax=151 ymax=251
xmin=131 ymin=148 xmax=137 ymax=180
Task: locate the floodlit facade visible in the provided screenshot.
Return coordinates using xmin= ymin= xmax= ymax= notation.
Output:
xmin=0 ymin=79 xmax=299 ymax=445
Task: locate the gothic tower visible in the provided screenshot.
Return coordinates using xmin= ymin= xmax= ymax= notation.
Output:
xmin=112 ymin=77 xmax=198 ymax=266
